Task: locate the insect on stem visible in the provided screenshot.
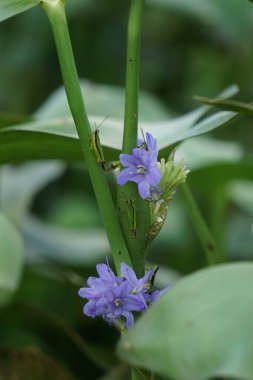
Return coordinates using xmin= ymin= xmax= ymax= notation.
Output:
xmin=91 ymin=116 xmax=119 ymax=172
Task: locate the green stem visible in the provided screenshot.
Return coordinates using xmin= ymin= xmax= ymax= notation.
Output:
xmin=181 ymin=183 xmax=220 ymax=266
xmin=123 ymin=0 xmax=145 ymax=153
xmin=131 ymin=367 xmax=152 ymax=380
xmin=131 ymin=367 xmax=141 ymax=380
xmin=117 ymin=0 xmax=150 ymax=277
xmin=210 ymin=187 xmax=226 ymax=262
xmin=41 ymin=0 xmax=132 ymax=274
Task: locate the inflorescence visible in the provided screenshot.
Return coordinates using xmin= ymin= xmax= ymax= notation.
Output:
xmin=117 ymin=132 xmax=162 ymax=199
xmin=78 ymin=261 xmax=171 ymax=329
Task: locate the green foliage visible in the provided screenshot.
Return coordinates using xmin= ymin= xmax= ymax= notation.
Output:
xmin=0 ymin=213 xmax=24 ymax=305
xmin=0 ymin=0 xmax=40 ymax=22
xmin=0 ymin=82 xmax=240 ymax=164
xmin=118 ymin=263 xmax=253 ymax=380
xmin=195 ymin=96 xmax=253 ymax=116
xmin=0 ymin=0 xmax=253 ymax=379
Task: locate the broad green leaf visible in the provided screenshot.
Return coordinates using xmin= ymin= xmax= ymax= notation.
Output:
xmin=195 ymin=96 xmax=253 ymax=116
xmin=0 ymin=128 xmax=82 ymax=163
xmin=189 ymin=161 xmax=253 ymax=191
xmin=1 ymin=162 xmax=64 ymax=223
xmin=0 ymin=213 xmax=23 ymax=305
xmin=35 ymin=80 xmax=171 ymax=122
xmin=118 ymin=263 xmax=253 ymax=380
xmin=0 ymin=112 xmax=31 ymax=128
xmin=0 ymin=347 xmax=75 ymax=380
xmin=24 ymin=216 xmax=109 ymax=265
xmin=0 ymin=0 xmax=40 ymax=22
xmin=148 ymin=0 xmax=253 ymax=42
xmin=177 ymin=136 xmax=243 ymax=170
xmin=0 ymin=110 xmax=238 ymax=163
xmin=0 ymin=84 xmax=239 ymax=164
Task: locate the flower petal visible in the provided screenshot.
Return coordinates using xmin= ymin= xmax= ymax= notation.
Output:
xmin=119 ymin=153 xmax=136 ymax=167
xmin=117 ymin=168 xmax=134 ymax=185
xmin=96 ymin=263 xmax=115 ymax=282
xmin=122 ymin=311 xmax=134 ymax=328
xmin=84 ymin=300 xmax=96 ymax=318
xmin=132 ymin=148 xmax=148 ymax=163
xmin=95 ymin=296 xmax=109 ymax=315
xmin=138 ymin=180 xmax=150 ymax=199
xmin=123 ymin=293 xmax=147 ymax=311
xmin=120 ymin=263 xmax=138 ymax=287
xmin=146 ymin=132 xmax=158 ymax=153
xmin=148 ymin=150 xmax=159 ymax=166
xmin=78 ymin=287 xmax=94 ymax=299
xmin=146 ymin=167 xmax=162 ymax=186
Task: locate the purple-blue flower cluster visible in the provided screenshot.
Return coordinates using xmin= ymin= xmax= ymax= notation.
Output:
xmin=117 ymin=132 xmax=161 ymax=199
xmin=78 ymin=262 xmax=170 ymax=328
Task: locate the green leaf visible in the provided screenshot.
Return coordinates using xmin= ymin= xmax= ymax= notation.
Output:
xmin=35 ymin=79 xmax=171 ymax=122
xmin=195 ymin=96 xmax=253 ymax=116
xmin=0 ymin=127 xmax=82 ymax=163
xmin=0 ymin=84 xmax=239 ymax=164
xmin=177 ymin=136 xmax=243 ymax=170
xmin=1 ymin=162 xmax=64 ymax=223
xmin=24 ymin=216 xmax=109 ymax=265
xmin=0 ymin=0 xmax=40 ymax=22
xmin=147 ymin=0 xmax=253 ymax=42
xmin=189 ymin=160 xmax=253 ymax=191
xmin=0 ymin=213 xmax=24 ymax=305
xmin=118 ymin=263 xmax=253 ymax=380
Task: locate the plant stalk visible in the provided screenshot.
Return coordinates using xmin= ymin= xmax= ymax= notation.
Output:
xmin=41 ymin=0 xmax=132 ymax=274
xmin=181 ymin=183 xmax=221 ymax=266
xmin=117 ymin=0 xmax=150 ymax=277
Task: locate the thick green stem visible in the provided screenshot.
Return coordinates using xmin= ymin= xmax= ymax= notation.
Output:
xmin=117 ymin=0 xmax=150 ymax=277
xmin=41 ymin=0 xmax=132 ymax=274
xmin=123 ymin=0 xmax=145 ymax=153
xmin=181 ymin=183 xmax=221 ymax=266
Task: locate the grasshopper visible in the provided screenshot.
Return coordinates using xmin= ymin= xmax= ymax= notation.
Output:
xmin=91 ymin=116 xmax=119 ymax=172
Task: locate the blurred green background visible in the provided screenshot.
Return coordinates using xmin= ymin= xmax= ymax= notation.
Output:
xmin=0 ymin=1 xmax=253 ymax=379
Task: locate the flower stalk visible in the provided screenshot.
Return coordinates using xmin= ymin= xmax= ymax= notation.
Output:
xmin=117 ymin=0 xmax=150 ymax=277
xmin=181 ymin=183 xmax=221 ymax=266
xmin=41 ymin=0 xmax=132 ymax=274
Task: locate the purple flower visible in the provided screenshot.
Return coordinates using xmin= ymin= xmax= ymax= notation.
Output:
xmin=117 ymin=132 xmax=161 ymax=199
xmin=121 ymin=262 xmax=172 ymax=305
xmin=138 ymin=132 xmax=158 ymax=155
xmin=78 ymin=261 xmax=171 ymax=329
xmin=143 ymin=283 xmax=173 ymax=304
xmin=120 ymin=262 xmax=153 ymax=296
xmin=101 ymin=281 xmax=146 ymax=328
xmin=78 ymin=262 xmax=146 ymax=328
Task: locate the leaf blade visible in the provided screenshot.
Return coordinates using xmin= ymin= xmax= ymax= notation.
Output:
xmin=118 ymin=263 xmax=253 ymax=380
xmin=0 ymin=0 xmax=40 ymax=23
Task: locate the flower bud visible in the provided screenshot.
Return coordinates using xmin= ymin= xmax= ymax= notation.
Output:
xmin=149 ymin=150 xmax=189 ymax=239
